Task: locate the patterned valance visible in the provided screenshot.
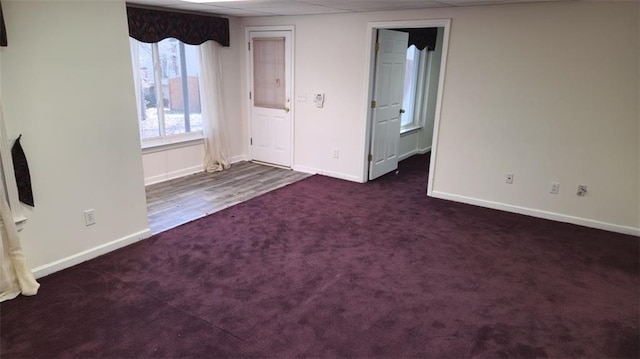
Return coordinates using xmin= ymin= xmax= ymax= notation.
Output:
xmin=397 ymin=28 xmax=438 ymax=51
xmin=1 ymin=1 xmax=7 ymax=47
xmin=126 ymin=5 xmax=229 ymax=47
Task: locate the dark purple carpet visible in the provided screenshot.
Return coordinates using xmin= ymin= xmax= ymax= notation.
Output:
xmin=2 ymin=155 xmax=638 ymax=358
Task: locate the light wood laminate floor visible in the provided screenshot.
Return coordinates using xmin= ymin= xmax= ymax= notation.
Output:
xmin=145 ymin=162 xmax=312 ymax=234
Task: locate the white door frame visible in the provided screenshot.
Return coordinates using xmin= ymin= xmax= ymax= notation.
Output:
xmin=245 ymin=26 xmax=295 ymax=168
xmin=361 ymin=19 xmax=450 ymax=195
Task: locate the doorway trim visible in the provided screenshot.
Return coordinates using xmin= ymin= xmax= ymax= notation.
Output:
xmin=245 ymin=25 xmax=296 ymax=168
xmin=362 ymin=19 xmax=450 ymax=196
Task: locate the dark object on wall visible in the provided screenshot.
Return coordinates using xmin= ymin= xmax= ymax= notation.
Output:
xmin=1 ymin=1 xmax=7 ymax=47
xmin=396 ymin=28 xmax=438 ymax=51
xmin=11 ymin=135 xmax=34 ymax=207
xmin=126 ymin=4 xmax=229 ymax=46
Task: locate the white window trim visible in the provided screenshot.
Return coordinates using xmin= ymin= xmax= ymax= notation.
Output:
xmin=400 ymin=124 xmax=422 ymax=135
xmin=401 ymin=47 xmax=433 ymax=135
xmin=141 ymin=131 xmax=204 ymax=153
xmin=132 ymin=38 xmax=203 ymax=146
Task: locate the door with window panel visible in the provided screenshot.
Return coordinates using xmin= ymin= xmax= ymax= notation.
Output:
xmin=249 ymin=31 xmax=292 ymax=167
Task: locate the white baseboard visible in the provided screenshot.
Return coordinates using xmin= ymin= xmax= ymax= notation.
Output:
xmin=230 ymin=154 xmax=249 ymax=164
xmin=398 ymin=146 xmax=432 ymax=162
xmin=32 ymin=229 xmax=152 ymax=278
xmin=144 ymin=165 xmax=203 ymax=186
xmin=293 ymin=165 xmax=362 ymax=183
xmin=430 ymin=190 xmax=640 ymax=236
xmin=291 ymin=165 xmax=316 ymax=175
xmin=145 ymin=155 xmax=248 ymax=186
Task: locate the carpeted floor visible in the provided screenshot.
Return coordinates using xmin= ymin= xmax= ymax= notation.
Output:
xmin=1 ymin=155 xmax=638 ymax=358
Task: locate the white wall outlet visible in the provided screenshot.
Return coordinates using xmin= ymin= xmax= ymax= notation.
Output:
xmin=296 ymin=93 xmax=307 ymax=102
xmin=314 ymin=93 xmax=324 ymax=108
xmin=577 ymin=185 xmax=588 ymax=197
xmin=550 ymin=182 xmax=560 ymax=194
xmin=333 ymin=148 xmax=339 ymax=158
xmin=506 ymin=173 xmax=514 ymax=184
xmin=84 ymin=209 xmax=96 ymax=226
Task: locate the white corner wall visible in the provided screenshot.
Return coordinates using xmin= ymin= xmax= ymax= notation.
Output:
xmin=1 ymin=1 xmax=151 ymax=275
xmin=430 ymin=2 xmax=639 ymax=234
xmin=239 ymin=1 xmax=639 ymax=233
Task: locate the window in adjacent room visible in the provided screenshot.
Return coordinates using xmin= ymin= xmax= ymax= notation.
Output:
xmin=130 ymin=38 xmax=203 ymax=144
xmin=401 ymin=45 xmax=420 ymax=129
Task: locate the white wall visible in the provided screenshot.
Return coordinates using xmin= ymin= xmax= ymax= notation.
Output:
xmin=141 ymin=17 xmax=246 ymax=185
xmin=240 ymin=17 xmax=369 ymax=182
xmin=1 ymin=1 xmax=150 ymax=275
xmin=142 ymin=141 xmax=205 ymax=185
xmin=239 ymin=1 xmax=639 ymax=233
xmin=430 ymin=2 xmax=639 ymax=234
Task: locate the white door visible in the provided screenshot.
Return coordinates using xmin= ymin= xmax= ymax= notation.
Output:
xmin=369 ymin=29 xmax=409 ymax=180
xmin=249 ymin=31 xmax=292 ymax=167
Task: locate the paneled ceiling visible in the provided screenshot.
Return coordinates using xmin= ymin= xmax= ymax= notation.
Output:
xmin=127 ymin=0 xmax=574 ymax=17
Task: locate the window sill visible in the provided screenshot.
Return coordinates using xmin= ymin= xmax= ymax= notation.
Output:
xmin=142 ymin=133 xmax=204 ymax=154
xmin=400 ymin=125 xmax=422 ymax=136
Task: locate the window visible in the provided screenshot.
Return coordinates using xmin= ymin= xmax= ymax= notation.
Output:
xmin=130 ymin=38 xmax=203 ymax=143
xmin=401 ymin=45 xmax=421 ymax=129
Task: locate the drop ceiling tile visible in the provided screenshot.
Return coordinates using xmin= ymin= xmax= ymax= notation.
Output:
xmin=168 ymin=3 xmax=269 ymax=15
xmin=254 ymin=4 xmax=351 ymax=15
xmin=131 ymin=0 xmax=572 ymax=17
xmin=301 ymin=0 xmax=447 ymax=12
xmin=206 ymin=0 xmax=305 ymax=10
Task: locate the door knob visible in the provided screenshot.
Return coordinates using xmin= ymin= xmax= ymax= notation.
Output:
xmin=399 ymin=109 xmax=406 ymax=114
xmin=284 ymin=107 xmax=290 ymax=113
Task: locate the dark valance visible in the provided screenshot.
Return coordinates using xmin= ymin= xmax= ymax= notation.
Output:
xmin=126 ymin=5 xmax=229 ymax=47
xmin=1 ymin=1 xmax=7 ymax=47
xmin=397 ymin=28 xmax=437 ymax=51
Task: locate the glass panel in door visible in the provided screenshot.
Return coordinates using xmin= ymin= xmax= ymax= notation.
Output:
xmin=252 ymin=37 xmax=286 ymax=109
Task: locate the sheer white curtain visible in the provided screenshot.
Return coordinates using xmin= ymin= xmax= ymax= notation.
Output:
xmin=0 ymin=101 xmax=39 ymax=302
xmin=198 ymin=40 xmax=230 ymax=172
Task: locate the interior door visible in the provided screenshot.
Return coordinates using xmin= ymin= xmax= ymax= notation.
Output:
xmin=368 ymin=29 xmax=409 ymax=180
xmin=249 ymin=31 xmax=292 ymax=167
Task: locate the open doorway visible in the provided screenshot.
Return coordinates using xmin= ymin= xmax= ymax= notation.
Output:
xmin=363 ymin=20 xmax=451 ymax=192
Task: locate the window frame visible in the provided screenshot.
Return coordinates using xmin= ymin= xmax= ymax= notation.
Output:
xmin=401 ymin=46 xmax=433 ymax=135
xmin=131 ymin=38 xmax=204 ymax=148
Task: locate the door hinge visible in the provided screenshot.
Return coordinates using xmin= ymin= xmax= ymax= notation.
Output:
xmin=375 ymin=42 xmax=380 ymax=51
xmin=368 ymin=154 xmax=373 ymax=162
xmin=250 ymin=138 xmax=253 ymax=145
xmin=371 ymin=100 xmax=377 ymax=109
xmin=248 ymin=42 xmax=251 ymax=51
xmin=249 ymin=92 xmax=252 ymax=100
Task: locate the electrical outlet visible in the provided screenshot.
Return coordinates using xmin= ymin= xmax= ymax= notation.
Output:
xmin=550 ymin=182 xmax=560 ymax=194
xmin=333 ymin=148 xmax=339 ymax=158
xmin=577 ymin=185 xmax=588 ymax=197
xmin=84 ymin=209 xmax=96 ymax=226
xmin=505 ymin=173 xmax=514 ymax=184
